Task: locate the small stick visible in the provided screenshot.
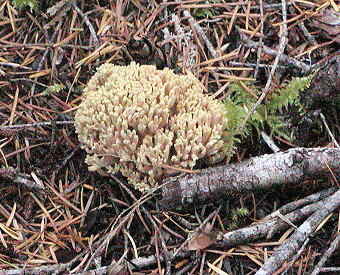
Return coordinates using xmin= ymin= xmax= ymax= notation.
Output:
xmin=250 ymin=2 xmax=293 ymax=10
xmin=261 ymin=131 xmax=281 ymax=152
xmin=319 ymin=267 xmax=340 ymax=273
xmin=281 ymin=238 xmax=310 ymax=273
xmin=242 ymin=39 xmax=311 ymax=72
xmin=182 ymin=9 xmax=217 ymax=59
xmin=320 ymin=112 xmax=340 ymax=148
xmin=30 ymin=21 xmax=62 ymax=99
xmin=254 ymin=0 xmax=264 ymax=78
xmin=238 ymin=0 xmax=288 ymax=134
xmin=0 ymin=120 xmax=74 ymax=130
xmin=229 ymin=61 xmax=287 ymax=69
xmin=71 ymin=2 xmax=99 ymax=45
xmin=0 ymin=167 xmax=44 ymax=190
xmin=218 ymin=190 xmax=336 ymax=248
xmin=289 ymin=5 xmax=318 ymax=47
xmin=256 ymin=189 xmax=340 ymax=275
xmin=263 ymin=187 xmax=338 ymax=219
xmin=310 ymin=234 xmax=340 ymax=275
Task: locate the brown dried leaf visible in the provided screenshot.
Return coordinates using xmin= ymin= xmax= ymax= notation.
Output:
xmin=186 ymin=223 xmax=221 ymax=251
xmin=46 ymin=0 xmax=72 ymax=16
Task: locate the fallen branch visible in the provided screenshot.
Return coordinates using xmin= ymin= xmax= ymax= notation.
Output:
xmin=310 ymin=234 xmax=340 ymax=275
xmin=263 ymin=187 xmax=338 ymax=219
xmin=159 ymin=147 xmax=340 ymax=209
xmin=256 ymin=189 xmax=340 ymax=275
xmin=0 ymin=167 xmax=44 ymax=190
xmin=217 ymin=188 xmax=337 ymax=248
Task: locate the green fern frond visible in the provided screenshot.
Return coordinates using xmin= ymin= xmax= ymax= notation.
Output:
xmin=223 ymin=98 xmax=248 ymax=132
xmin=43 ymin=84 xmax=65 ymax=96
xmin=11 ymin=0 xmax=39 ymax=10
xmin=228 ymin=208 xmax=249 ymax=230
xmin=222 ymin=75 xmax=313 ymax=146
xmin=265 ymin=114 xmax=293 ymax=140
xmin=268 ymin=74 xmax=314 ymax=112
xmin=228 ymin=82 xmax=258 ymax=105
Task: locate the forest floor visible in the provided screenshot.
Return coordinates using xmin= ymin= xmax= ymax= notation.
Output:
xmin=0 ymin=0 xmax=339 ymax=274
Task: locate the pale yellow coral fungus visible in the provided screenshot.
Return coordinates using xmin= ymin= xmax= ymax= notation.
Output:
xmin=75 ymin=62 xmax=229 ymax=191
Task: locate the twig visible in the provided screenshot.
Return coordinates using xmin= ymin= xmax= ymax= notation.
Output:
xmin=174 ymin=2 xmax=223 ymax=88
xmin=237 ymin=0 xmax=288 ymax=134
xmin=250 ymin=2 xmax=293 ymax=10
xmin=199 ymin=252 xmax=206 ymax=275
xmin=128 ymin=250 xmax=192 ymax=271
xmin=229 ymin=61 xmax=287 ymax=69
xmin=289 ymin=5 xmax=318 ymax=47
xmin=54 ymin=145 xmax=81 ymax=173
xmin=0 ymin=43 xmax=95 ymax=49
xmin=263 ymin=187 xmax=338 ymax=219
xmin=179 ymin=4 xmax=217 ymax=59
xmin=10 ymin=78 xmax=49 ymax=87
xmin=320 ymin=112 xmax=340 ymax=148
xmin=310 ymin=234 xmax=340 ymax=275
xmin=0 ymin=62 xmax=31 ymax=70
xmin=255 ymin=189 xmax=340 ymax=275
xmin=30 ymin=21 xmax=62 ymax=99
xmin=0 ymin=252 xmax=84 ymax=275
xmin=176 ymin=261 xmax=197 ymax=274
xmin=71 ymin=2 xmax=99 ymax=45
xmin=160 ymin=147 xmax=340 ymax=209
xmin=281 ymin=237 xmax=310 ymax=273
xmin=171 ymin=13 xmax=198 ymax=69
xmin=242 ymin=39 xmax=311 ymax=72
xmin=260 ymin=131 xmax=281 ymax=152
xmin=319 ymin=267 xmax=340 ymax=273
xmin=218 ymin=191 xmax=336 ymax=248
xmin=172 ymin=207 xmax=220 ymax=259
xmin=0 ymin=121 xmax=74 ymax=130
xmin=254 ymin=0 xmax=264 ymax=78
xmin=0 ymin=167 xmax=44 ymax=190
xmin=161 ymin=0 xmax=171 ymax=66
xmin=81 ymin=190 xmax=157 ymax=272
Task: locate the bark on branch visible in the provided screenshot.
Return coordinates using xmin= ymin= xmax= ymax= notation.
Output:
xmin=255 ymin=188 xmax=340 ymax=275
xmin=159 ymin=147 xmax=340 ymax=209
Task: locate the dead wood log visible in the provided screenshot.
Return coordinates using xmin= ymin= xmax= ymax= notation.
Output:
xmin=159 ymin=147 xmax=340 ymax=209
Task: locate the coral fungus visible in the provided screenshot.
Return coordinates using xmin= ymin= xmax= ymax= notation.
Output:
xmin=75 ymin=62 xmax=229 ymax=191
